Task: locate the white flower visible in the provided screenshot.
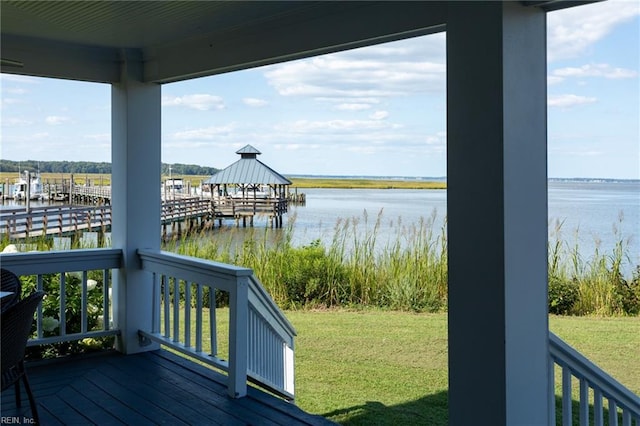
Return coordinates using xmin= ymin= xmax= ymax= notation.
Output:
xmin=87 ymin=279 xmax=98 ymax=291
xmin=42 ymin=316 xmax=60 ymax=332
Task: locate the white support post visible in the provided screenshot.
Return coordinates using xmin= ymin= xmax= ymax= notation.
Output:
xmin=228 ymin=276 xmax=249 ymax=398
xmin=446 ymin=2 xmax=549 ymax=425
xmin=111 ymin=49 xmax=162 ymax=354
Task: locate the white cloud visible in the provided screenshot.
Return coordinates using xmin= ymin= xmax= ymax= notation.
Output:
xmin=547 ymin=75 xmax=564 ymax=85
xmin=243 ymin=97 xmax=268 ymax=107
xmin=2 ymin=117 xmax=32 ymax=126
xmin=547 ymin=0 xmax=640 ymax=61
xmin=169 ymin=124 xmax=236 ymax=140
xmin=45 ymin=115 xmax=70 ymax=125
xmin=0 ymin=74 xmax=40 ymax=84
xmin=27 ymin=132 xmax=50 ymax=140
xmin=276 ymin=119 xmax=400 ymax=134
xmin=3 ymin=87 xmax=28 ymax=95
xmin=162 ymin=94 xmax=225 ymax=111
xmin=369 ymin=110 xmax=389 ymax=120
xmin=263 ymin=34 xmax=446 ymax=106
xmin=84 ymin=133 xmax=110 ymax=142
xmin=548 ymin=94 xmax=597 ymax=108
xmin=1 ymin=98 xmax=26 ymax=106
xmin=336 ymin=103 xmax=372 ymax=111
xmin=551 ymin=63 xmax=638 ymax=83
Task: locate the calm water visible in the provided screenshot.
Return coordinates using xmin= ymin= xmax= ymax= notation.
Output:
xmin=284 ymin=181 xmax=640 ymax=277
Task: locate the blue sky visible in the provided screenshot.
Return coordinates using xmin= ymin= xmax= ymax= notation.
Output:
xmin=1 ymin=1 xmax=638 ymax=179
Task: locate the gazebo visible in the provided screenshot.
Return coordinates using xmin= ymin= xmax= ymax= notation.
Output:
xmin=203 ymin=145 xmax=292 ymax=227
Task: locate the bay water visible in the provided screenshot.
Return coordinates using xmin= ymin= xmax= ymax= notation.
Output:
xmin=281 ymin=181 xmax=639 ymax=278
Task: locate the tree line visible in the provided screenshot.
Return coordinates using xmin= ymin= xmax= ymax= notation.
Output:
xmin=0 ymin=160 xmax=219 ymax=176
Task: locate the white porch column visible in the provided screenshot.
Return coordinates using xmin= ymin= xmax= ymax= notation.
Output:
xmin=446 ymin=2 xmax=549 ymax=425
xmin=111 ymin=50 xmax=162 ymax=354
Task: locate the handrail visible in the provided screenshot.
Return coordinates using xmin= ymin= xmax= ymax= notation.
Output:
xmin=247 ymin=275 xmax=296 ymax=399
xmin=549 ymin=331 xmax=640 ymax=425
xmin=0 ymin=249 xmax=122 ymax=346
xmin=138 ymin=249 xmax=296 ymax=400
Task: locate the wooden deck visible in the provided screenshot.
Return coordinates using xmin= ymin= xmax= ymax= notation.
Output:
xmin=2 ymin=349 xmax=334 ymax=425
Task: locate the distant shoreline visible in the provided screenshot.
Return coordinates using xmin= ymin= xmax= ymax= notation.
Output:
xmin=1 ymin=171 xmax=637 ymax=191
xmin=288 ymin=177 xmax=446 ymax=189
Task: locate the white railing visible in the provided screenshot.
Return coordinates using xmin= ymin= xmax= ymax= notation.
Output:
xmin=0 ymin=249 xmax=122 ymax=345
xmin=137 ymin=249 xmax=296 ymax=400
xmin=247 ymin=275 xmax=296 ymax=398
xmin=549 ymin=332 xmax=640 ymax=426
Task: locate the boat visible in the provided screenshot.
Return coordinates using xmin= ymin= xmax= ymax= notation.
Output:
xmin=12 ymin=171 xmax=44 ymax=201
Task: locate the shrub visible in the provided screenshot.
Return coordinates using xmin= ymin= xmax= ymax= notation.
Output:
xmin=22 ymin=271 xmax=114 ymax=359
xmin=548 ymin=276 xmax=579 ymax=315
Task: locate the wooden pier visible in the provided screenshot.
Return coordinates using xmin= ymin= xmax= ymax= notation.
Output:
xmin=1 ymin=196 xmax=291 ymax=241
xmin=1 ymin=205 xmax=112 ymax=240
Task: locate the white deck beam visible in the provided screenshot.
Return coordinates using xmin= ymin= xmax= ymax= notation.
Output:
xmin=446 ymin=2 xmax=549 ymax=424
xmin=111 ymin=49 xmax=162 ymax=354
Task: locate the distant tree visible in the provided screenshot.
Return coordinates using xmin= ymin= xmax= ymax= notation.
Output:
xmin=0 ymin=159 xmax=217 ymax=175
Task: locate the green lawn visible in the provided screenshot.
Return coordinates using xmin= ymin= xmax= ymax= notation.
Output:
xmin=185 ymin=309 xmax=639 ymax=425
xmin=288 ymin=310 xmax=639 ymax=425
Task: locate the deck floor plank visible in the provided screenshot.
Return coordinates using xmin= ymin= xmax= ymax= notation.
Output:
xmin=82 ymin=369 xmax=189 ymax=425
xmin=1 ymin=349 xmax=335 ymax=425
xmin=118 ymin=355 xmax=254 ymax=426
xmin=149 ymin=350 xmax=311 ymax=425
xmin=56 ymin=383 xmax=126 ymax=425
xmin=67 ymin=375 xmax=155 ymax=425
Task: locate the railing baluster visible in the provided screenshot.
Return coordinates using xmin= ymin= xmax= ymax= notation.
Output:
xmin=580 ymin=378 xmax=589 ymax=426
xmin=173 ymin=277 xmax=179 ymax=343
xmin=594 ymin=388 xmax=603 ymax=426
xmin=81 ymin=271 xmax=88 ymax=333
xmin=103 ymin=268 xmax=110 ymax=331
xmin=196 ymin=284 xmax=203 ymax=353
xmin=621 ymin=409 xmax=631 ymax=426
xmin=163 ymin=275 xmax=169 ymax=338
xmin=549 ymin=357 xmax=556 ymax=425
xmin=562 ymin=366 xmax=572 ymax=426
xmin=36 ymin=274 xmax=44 ymax=339
xmin=60 ymin=272 xmax=67 ymax=336
xmin=152 ymin=273 xmax=160 ymax=334
xmin=185 ymin=281 xmax=191 ymax=348
xmin=210 ymin=288 xmax=217 ymax=356
xmin=610 ymin=399 xmax=619 ymax=426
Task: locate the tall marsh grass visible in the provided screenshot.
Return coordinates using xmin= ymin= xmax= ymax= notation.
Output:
xmin=165 ymin=210 xmax=445 ymax=312
xmin=548 ymin=216 xmax=639 ymax=316
xmin=2 ymin=210 xmax=637 ymax=315
xmin=166 ymin=210 xmax=637 ymax=315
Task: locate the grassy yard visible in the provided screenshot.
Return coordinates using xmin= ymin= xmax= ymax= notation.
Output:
xmin=203 ymin=309 xmax=639 ymax=425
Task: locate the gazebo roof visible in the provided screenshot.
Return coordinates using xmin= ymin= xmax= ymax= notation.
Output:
xmin=204 ymin=145 xmax=291 ymax=185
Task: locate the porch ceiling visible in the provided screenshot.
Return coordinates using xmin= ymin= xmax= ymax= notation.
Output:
xmin=0 ymin=0 xmax=589 ymax=84
xmin=0 ymin=1 xmax=445 ymax=83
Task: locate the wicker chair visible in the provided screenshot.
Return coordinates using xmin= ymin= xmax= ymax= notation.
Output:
xmin=1 ymin=268 xmax=22 ymax=313
xmin=1 ymin=290 xmax=45 ymax=425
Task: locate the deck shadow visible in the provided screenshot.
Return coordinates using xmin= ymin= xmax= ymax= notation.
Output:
xmin=321 ymin=390 xmax=448 ymax=425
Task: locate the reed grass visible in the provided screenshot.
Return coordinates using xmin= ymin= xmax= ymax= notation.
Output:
xmin=1 ymin=209 xmax=636 ymax=316
xmin=167 ymin=211 xmax=638 ymax=315
xmin=167 ymin=210 xmax=450 ymax=312
xmin=548 ymin=215 xmax=639 ymax=316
